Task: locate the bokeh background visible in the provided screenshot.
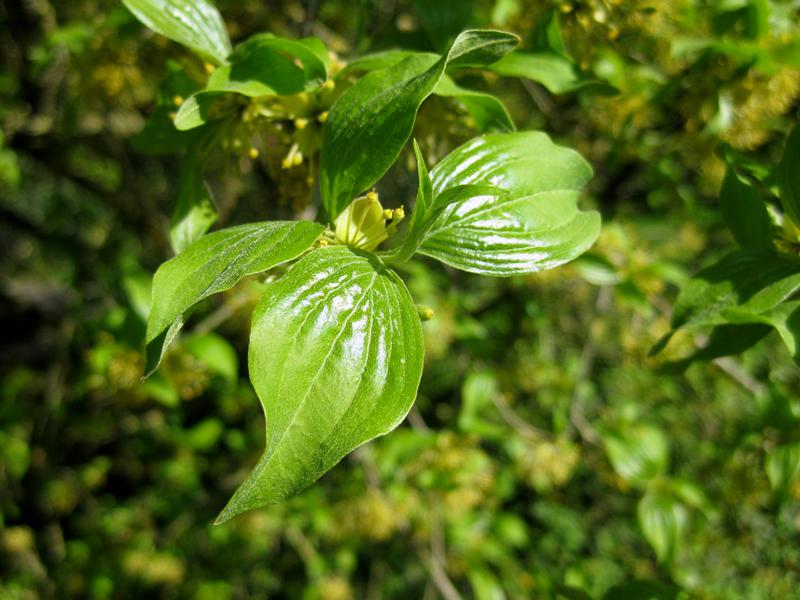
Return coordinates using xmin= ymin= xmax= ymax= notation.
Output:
xmin=1 ymin=0 xmax=799 ymax=598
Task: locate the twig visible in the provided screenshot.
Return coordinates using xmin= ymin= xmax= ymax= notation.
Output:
xmin=418 ymin=506 xmax=464 ymax=600
xmin=713 ymin=357 xmax=766 ymax=397
xmin=568 ymin=288 xmax=612 ymax=446
xmin=407 ymin=404 xmax=431 ymax=432
xmin=492 ymin=394 xmax=548 ymax=438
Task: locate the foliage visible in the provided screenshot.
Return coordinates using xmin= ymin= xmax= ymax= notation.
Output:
xmin=1 ymin=0 xmax=799 ymax=598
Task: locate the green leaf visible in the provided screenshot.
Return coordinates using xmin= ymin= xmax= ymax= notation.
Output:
xmin=637 ymin=487 xmax=688 ymax=564
xmin=719 ymin=167 xmax=773 ymax=250
xmin=658 ymin=323 xmax=772 ymax=373
xmin=170 ymin=144 xmax=218 ymax=252
xmin=183 ymin=333 xmax=239 ymax=383
xmin=320 ymin=30 xmax=518 ymax=219
xmin=671 ymin=250 xmax=800 ymax=331
xmin=338 ymin=50 xmax=417 ymax=76
xmin=216 ymin=246 xmax=424 ymax=521
xmin=602 ymin=424 xmax=669 ymax=487
xmin=206 ymin=34 xmax=329 ymax=97
xmin=417 ymin=132 xmax=600 ymax=276
xmin=146 ymin=221 xmax=324 ymax=375
xmin=445 ymin=29 xmax=519 ymax=68
xmin=765 ymin=442 xmax=800 ymax=502
xmin=173 ymin=91 xmax=234 ymax=131
xmin=434 ymin=75 xmax=515 ymax=132
xmin=490 ymin=51 xmax=615 ymax=95
xmin=777 ymin=124 xmax=800 ymax=227
xmin=121 ymin=0 xmax=231 ymax=65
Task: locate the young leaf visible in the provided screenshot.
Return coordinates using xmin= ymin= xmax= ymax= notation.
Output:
xmin=637 ymin=488 xmax=689 ymax=564
xmin=434 ymin=75 xmax=515 ymax=132
xmin=445 ymin=29 xmax=519 ymax=68
xmin=719 ymin=167 xmax=773 ymax=250
xmin=320 ymin=30 xmax=518 ymax=219
xmin=146 ymin=221 xmax=324 ymax=374
xmin=121 ymin=0 xmax=232 ymax=65
xmin=657 ymin=323 xmax=772 ymax=374
xmin=216 ymin=246 xmax=424 ymax=521
xmin=602 ymin=424 xmax=669 ymax=487
xmin=777 ymin=123 xmax=800 ymax=227
xmin=206 ymin=34 xmax=329 ymax=97
xmin=670 ymin=250 xmax=800 ymax=330
xmin=490 ymin=51 xmax=615 ymax=95
xmin=417 ymin=132 xmax=600 ymax=276
xmin=173 ymin=91 xmax=233 ymax=131
xmin=170 ymin=145 xmax=218 ymax=252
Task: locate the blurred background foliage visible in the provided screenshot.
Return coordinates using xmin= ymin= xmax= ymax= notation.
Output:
xmin=1 ymin=0 xmax=800 ymax=598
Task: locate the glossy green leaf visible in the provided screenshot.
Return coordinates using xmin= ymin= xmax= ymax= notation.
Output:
xmin=638 ymin=488 xmax=688 ymax=564
xmin=719 ymin=167 xmax=773 ymax=250
xmin=320 ymin=30 xmax=518 ymax=219
xmin=170 ymin=145 xmax=218 ymax=252
xmin=216 ymin=246 xmax=424 ymax=521
xmin=417 ymin=132 xmax=600 ymax=276
xmin=434 ymin=75 xmax=515 ymax=132
xmin=121 ymin=0 xmax=231 ymax=65
xmin=206 ymin=34 xmax=329 ymax=97
xmin=146 ymin=221 xmax=324 ymax=375
xmin=490 ymin=51 xmax=614 ymax=95
xmin=777 ymin=124 xmax=800 ymax=227
xmin=602 ymin=424 xmax=669 ymax=487
xmin=765 ymin=442 xmax=800 ymax=501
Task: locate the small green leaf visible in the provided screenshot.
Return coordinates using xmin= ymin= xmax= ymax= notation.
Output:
xmin=445 ymin=29 xmax=519 ymax=68
xmin=777 ymin=124 xmax=800 ymax=227
xmin=602 ymin=424 xmax=669 ymax=487
xmin=658 ymin=323 xmax=772 ymax=373
xmin=490 ymin=51 xmax=614 ymax=95
xmin=434 ymin=75 xmax=515 ymax=132
xmin=637 ymin=487 xmax=688 ymax=564
xmin=320 ymin=30 xmax=518 ymax=219
xmin=183 ymin=333 xmax=239 ymax=383
xmin=216 ymin=246 xmax=424 ymax=521
xmin=170 ymin=145 xmax=218 ymax=252
xmin=147 ymin=221 xmax=324 ymax=375
xmin=173 ymin=91 xmax=233 ymax=131
xmin=765 ymin=442 xmax=800 ymax=502
xmin=121 ymin=0 xmax=232 ymax=65
xmin=418 ymin=132 xmax=600 ymax=276
xmin=671 ymin=250 xmax=800 ymax=331
xmin=719 ymin=167 xmax=773 ymax=250
xmin=206 ymin=34 xmax=329 ymax=97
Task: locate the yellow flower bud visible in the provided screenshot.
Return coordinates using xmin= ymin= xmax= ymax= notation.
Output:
xmin=248 ymin=147 xmax=260 ymax=159
xmin=335 ymin=194 xmax=390 ymax=250
xmin=172 ymin=95 xmax=184 ymax=107
xmin=294 ymin=117 xmax=309 ymax=130
xmin=317 ymin=111 xmax=329 ymax=123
